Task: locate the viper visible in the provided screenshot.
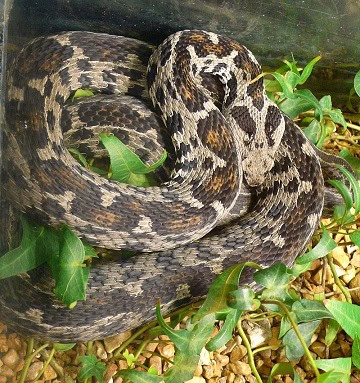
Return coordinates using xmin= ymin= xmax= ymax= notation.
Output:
xmin=0 ymin=30 xmax=349 ymax=342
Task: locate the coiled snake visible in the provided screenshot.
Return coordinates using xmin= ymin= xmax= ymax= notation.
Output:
xmin=0 ymin=30 xmax=348 ymax=342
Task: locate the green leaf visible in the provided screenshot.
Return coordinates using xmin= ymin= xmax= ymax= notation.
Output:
xmin=333 ymin=204 xmax=355 ymax=225
xmin=267 ymin=362 xmax=302 ymax=383
xmin=325 ymin=319 xmax=340 ymax=346
xmin=339 ymin=150 xmax=360 ymax=179
xmin=336 ymin=165 xmax=360 ymax=215
xmin=290 ymin=260 xmax=312 ymax=277
xmin=122 ymin=349 xmax=136 ymax=368
xmin=295 ymin=89 xmax=323 ymax=121
xmin=53 ymin=227 xmax=89 ymax=306
xmin=292 ymin=300 xmax=333 ymax=323
xmin=72 ymin=89 xmax=95 ymax=101
xmin=350 ymin=230 xmax=360 ymax=246
xmin=254 ymin=263 xmax=292 ymax=301
xmin=326 ymin=180 xmax=353 ymax=211
xmin=352 ymin=335 xmax=360 ymax=369
xmin=325 ymin=300 xmax=360 ymax=340
xmin=227 ymin=287 xmax=258 ymax=311
xmin=271 ymin=72 xmax=294 ymax=98
xmin=326 ymin=109 xmax=347 ymax=129
xmin=283 ymin=320 xmax=321 ymax=361
xmin=118 ymin=370 xmax=163 ymax=383
xmin=296 ymin=225 xmax=337 ymax=264
xmin=78 ymin=355 xmax=106 ymax=383
xmin=280 ymin=97 xmax=314 ymax=119
xmin=298 ymin=56 xmax=321 ymax=85
xmin=53 ymin=343 xmax=76 ymax=351
xmin=354 ymin=69 xmax=360 ymax=97
xmin=206 ymin=309 xmax=242 ymax=351
xmin=315 ymin=358 xmax=351 ymax=383
xmin=302 ymin=119 xmax=321 ymax=144
xmin=318 ymin=370 xmax=347 ymax=383
xmin=100 ymin=133 xmax=166 ymax=186
xmin=192 ymin=263 xmax=250 ymax=322
xmin=279 ymin=316 xmax=292 ymax=338
xmin=156 ymin=304 xmax=215 ymax=383
xmin=0 ymin=217 xmax=55 ymax=279
xmin=319 ymin=95 xmax=332 ymax=110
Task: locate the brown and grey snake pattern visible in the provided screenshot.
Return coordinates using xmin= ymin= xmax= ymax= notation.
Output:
xmin=0 ymin=30 xmax=347 ymax=342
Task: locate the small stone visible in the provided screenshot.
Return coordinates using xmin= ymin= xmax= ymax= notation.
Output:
xmin=0 ymin=323 xmax=7 ymax=334
xmin=199 ymin=347 xmax=211 ymax=365
xmin=160 ymin=344 xmax=175 ymax=359
xmin=142 ymin=340 xmax=158 ymax=358
xmin=0 ymin=365 xmax=15 ymax=378
xmin=103 ymin=330 xmax=132 ymax=353
xmin=310 ymin=341 xmax=326 ymax=358
xmin=223 ymin=339 xmax=237 ymax=354
xmin=2 ymin=349 xmax=20 ymax=369
xmin=230 ymin=345 xmax=247 ymax=362
xmin=342 ymin=265 xmax=356 ymax=284
xmin=351 ymin=251 xmax=360 ymax=268
xmin=185 ymin=377 xmax=206 ymax=383
xmin=242 ymin=319 xmax=272 ymax=348
xmin=7 ymin=334 xmax=23 ymax=351
xmin=103 ymin=363 xmax=118 ymax=383
xmin=0 ymin=334 xmax=9 ymax=353
xmin=229 ymin=361 xmax=252 ymax=375
xmin=350 ymin=273 xmax=360 ymax=304
xmin=149 ymin=355 xmax=162 ymax=375
xmin=95 ymin=340 xmax=108 ymax=359
xmin=0 ymin=375 xmax=6 ymax=383
xmin=117 ymin=359 xmax=128 ymax=370
xmin=194 ymin=361 xmax=202 ymax=377
xmin=114 ymin=378 xmax=123 ymax=383
xmin=204 ymin=364 xmax=218 ymax=379
xmin=26 ymin=361 xmax=44 ymax=381
xmin=214 ymin=352 xmax=229 ymax=366
xmin=330 ymin=247 xmax=350 ymax=269
xmin=43 ymin=365 xmax=57 ymax=380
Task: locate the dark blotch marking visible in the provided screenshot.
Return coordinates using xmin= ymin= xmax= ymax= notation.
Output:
xmin=265 ymin=105 xmax=282 ymax=146
xmin=156 ymin=86 xmax=165 ymax=106
xmin=246 ymin=80 xmax=264 ymax=111
xmin=229 ymin=106 xmax=256 ymax=140
xmin=147 ymin=63 xmax=158 ymax=89
xmin=166 ymin=112 xmax=184 ymax=135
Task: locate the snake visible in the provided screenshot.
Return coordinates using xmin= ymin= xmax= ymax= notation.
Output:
xmin=0 ymin=30 xmax=349 ymax=342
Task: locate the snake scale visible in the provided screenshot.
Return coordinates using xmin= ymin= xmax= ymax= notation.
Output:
xmin=0 ymin=30 xmax=349 ymax=342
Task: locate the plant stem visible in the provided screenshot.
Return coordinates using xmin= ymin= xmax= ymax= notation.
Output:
xmin=326 ymin=254 xmax=352 ymax=303
xmin=31 ymin=347 xmax=55 ymax=383
xmin=237 ymin=321 xmax=263 ymax=383
xmin=18 ymin=338 xmax=35 ymax=383
xmin=264 ymin=300 xmax=320 ymax=379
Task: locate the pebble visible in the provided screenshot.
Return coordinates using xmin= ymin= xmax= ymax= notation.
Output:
xmin=199 ymin=347 xmax=211 ymax=365
xmin=331 ymin=246 xmax=350 ymax=269
xmin=149 ymin=355 xmax=162 ymax=375
xmin=95 ymin=340 xmax=108 ymax=360
xmin=242 ymin=320 xmax=272 ymax=348
xmin=229 ymin=361 xmax=252 ymax=375
xmin=103 ymin=330 xmax=132 ymax=353
xmin=351 ymin=250 xmax=360 ymax=268
xmin=350 ymin=273 xmax=360 ymax=304
xmin=0 ymin=334 xmax=8 ymax=353
xmin=2 ymin=348 xmax=20 ymax=369
xmin=26 ymin=361 xmax=44 ymax=381
xmin=0 ymin=365 xmax=15 ymax=378
xmin=230 ymin=345 xmax=247 ymax=362
xmin=185 ymin=377 xmax=206 ymax=383
xmin=43 ymin=365 xmax=58 ymax=380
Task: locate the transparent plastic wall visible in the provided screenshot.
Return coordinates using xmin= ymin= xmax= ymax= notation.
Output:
xmin=3 ymin=0 xmax=360 ymax=103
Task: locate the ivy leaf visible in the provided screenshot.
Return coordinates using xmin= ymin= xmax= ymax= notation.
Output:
xmin=156 ymin=304 xmax=215 ymax=383
xmin=227 ymin=287 xmax=259 ymax=311
xmin=302 ymin=119 xmax=321 ymax=144
xmin=354 ymin=69 xmax=360 ymax=97
xmin=118 ymin=370 xmax=163 ymax=383
xmin=78 ymin=355 xmax=106 ymax=383
xmin=206 ymin=309 xmax=242 ymax=351
xmin=292 ymin=300 xmax=333 ymax=323
xmin=325 ymin=300 xmax=360 ymax=340
xmin=254 ymin=263 xmax=292 ymax=301
xmin=100 ymin=133 xmax=166 ymax=186
xmin=192 ymin=263 xmax=252 ymax=322
xmin=72 ymin=88 xmax=95 ymax=101
xmin=350 ymin=230 xmax=360 ymax=247
xmin=267 ymin=362 xmax=302 ymax=383
xmin=296 ymin=225 xmax=337 ymax=264
xmin=0 ymin=217 xmax=57 ymax=279
xmin=53 ymin=227 xmax=89 ymax=307
xmin=325 ymin=108 xmax=347 ymax=129
xmin=315 ymin=358 xmax=351 ymax=383
xmin=53 ymin=343 xmax=76 ymax=351
xmin=283 ymin=320 xmax=321 ymax=361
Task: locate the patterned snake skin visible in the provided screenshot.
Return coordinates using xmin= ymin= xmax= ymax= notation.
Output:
xmin=0 ymin=30 xmax=348 ymax=342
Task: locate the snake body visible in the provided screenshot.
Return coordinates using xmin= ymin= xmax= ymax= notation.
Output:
xmin=0 ymin=30 xmax=345 ymax=342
